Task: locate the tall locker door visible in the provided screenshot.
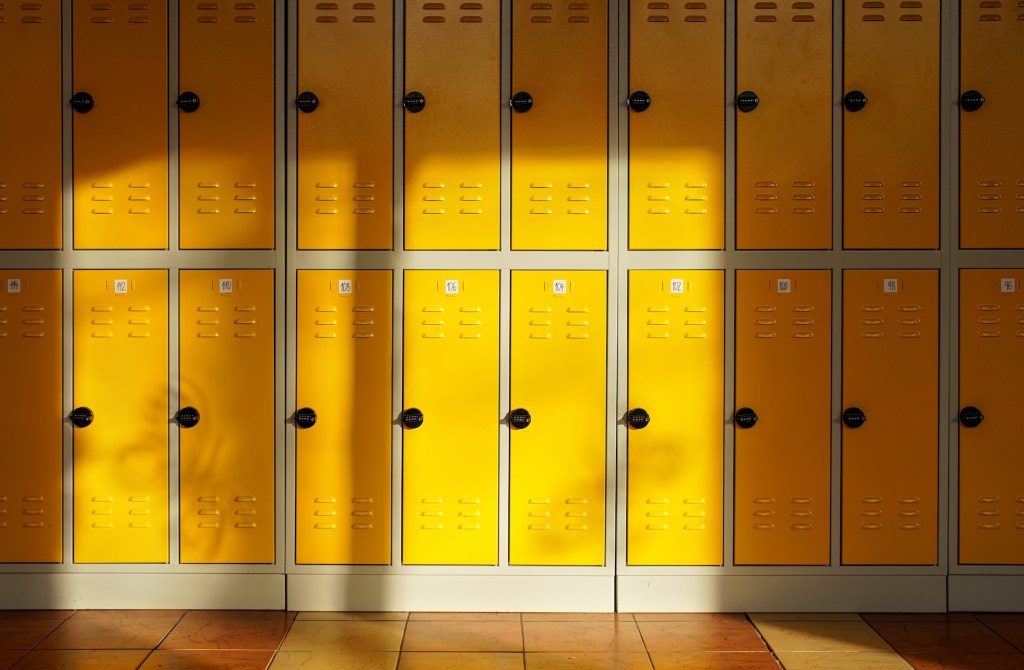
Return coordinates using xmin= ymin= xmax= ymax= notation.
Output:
xmin=0 ymin=271 xmax=62 ymax=562
xmin=843 ymin=2 xmax=939 ymax=250
xmin=627 ymin=271 xmax=723 ymax=565
xmin=296 ymin=0 xmax=392 ymax=250
xmin=0 ymin=0 xmax=61 ymax=249
xmin=959 ymin=3 xmax=1024 ymax=248
xmin=295 ymin=270 xmax=392 ymax=565
xmin=736 ymin=0 xmax=831 ymax=250
xmin=404 ymin=0 xmax=500 ymax=250
xmin=179 ymin=0 xmax=275 ymax=249
xmin=403 ymin=271 xmax=499 ymax=564
xmin=179 ymin=270 xmax=275 ymax=563
xmin=73 ymin=270 xmax=168 ymax=563
xmin=842 ymin=270 xmax=938 ymax=565
xmin=72 ymin=0 xmax=168 ymax=250
xmin=511 ymin=1 xmax=607 ymax=250
xmin=628 ymin=1 xmax=724 ymax=250
xmin=959 ymin=271 xmax=1024 ymax=564
xmin=510 ymin=271 xmax=606 ymax=565
xmin=735 ymin=271 xmax=831 ymax=565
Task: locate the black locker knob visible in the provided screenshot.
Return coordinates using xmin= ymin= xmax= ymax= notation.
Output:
xmin=844 ymin=90 xmax=868 ymax=112
xmin=295 ymin=407 xmax=318 ymax=429
xmin=509 ymin=408 xmax=532 ymax=429
xmin=69 ymin=91 xmax=94 ymax=113
xmin=959 ymin=406 xmax=984 ymax=428
xmin=735 ymin=407 xmax=758 ymax=429
xmin=403 ymin=91 xmax=426 ymax=113
xmin=736 ymin=90 xmax=759 ymax=112
xmin=177 ymin=406 xmax=200 ymax=428
xmin=402 ymin=408 xmax=424 ymax=429
xmin=627 ymin=408 xmax=651 ymax=430
xmin=296 ymin=91 xmax=319 ymax=113
xmin=960 ymin=90 xmax=985 ymax=112
xmin=70 ymin=407 xmax=94 ymax=428
xmin=842 ymin=407 xmax=867 ymax=429
xmin=176 ymin=91 xmax=200 ymax=113
xmin=627 ymin=90 xmax=652 ymax=112
xmin=510 ymin=91 xmax=533 ymax=113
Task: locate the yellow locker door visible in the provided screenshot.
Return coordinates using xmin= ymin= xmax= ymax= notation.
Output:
xmin=72 ymin=0 xmax=168 ymax=250
xmin=403 ymin=271 xmax=499 ymax=564
xmin=0 ymin=271 xmax=62 ymax=562
xmin=404 ymin=0 xmax=500 ymax=250
xmin=510 ymin=271 xmax=606 ymax=565
xmin=179 ymin=0 xmax=275 ymax=249
xmin=179 ymin=270 xmax=275 ymax=563
xmin=627 ymin=271 xmax=723 ymax=565
xmin=842 ymin=270 xmax=938 ymax=565
xmin=296 ymin=0 xmax=392 ymax=250
xmin=736 ymin=0 xmax=831 ymax=250
xmin=511 ymin=1 xmax=607 ymax=250
xmin=628 ymin=1 xmax=723 ymax=250
xmin=296 ymin=270 xmax=392 ymax=565
xmin=73 ymin=270 xmax=168 ymax=563
xmin=0 ymin=0 xmax=62 ymax=249
xmin=843 ymin=2 xmax=939 ymax=250
xmin=959 ymin=3 xmax=1024 ymax=249
xmin=735 ymin=271 xmax=831 ymax=565
xmin=959 ymin=271 xmax=1024 ymax=564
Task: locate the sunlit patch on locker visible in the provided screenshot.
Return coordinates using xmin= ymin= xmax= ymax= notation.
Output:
xmin=735 ymin=270 xmax=831 ymax=565
xmin=627 ymin=271 xmax=723 ymax=565
xmin=403 ymin=271 xmax=499 ymax=565
xmin=842 ymin=270 xmax=938 ymax=565
xmin=73 ymin=270 xmax=168 ymax=563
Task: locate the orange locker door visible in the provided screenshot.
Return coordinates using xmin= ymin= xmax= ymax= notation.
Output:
xmin=735 ymin=271 xmax=831 ymax=565
xmin=511 ymin=1 xmax=607 ymax=250
xmin=0 ymin=271 xmax=62 ymax=562
xmin=736 ymin=0 xmax=831 ymax=250
xmin=959 ymin=271 xmax=1024 ymax=564
xmin=296 ymin=0 xmax=392 ymax=250
xmin=72 ymin=0 xmax=168 ymax=249
xmin=73 ymin=270 xmax=168 ymax=563
xmin=404 ymin=0 xmax=500 ymax=250
xmin=628 ymin=1 xmax=723 ymax=250
xmin=959 ymin=4 xmax=1024 ymax=248
xmin=179 ymin=0 xmax=275 ymax=249
xmin=179 ymin=270 xmax=275 ymax=563
xmin=296 ymin=270 xmax=392 ymax=565
xmin=842 ymin=270 xmax=938 ymax=565
xmin=0 ymin=0 xmax=62 ymax=249
xmin=843 ymin=2 xmax=939 ymax=249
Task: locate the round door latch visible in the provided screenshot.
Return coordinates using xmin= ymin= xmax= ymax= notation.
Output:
xmin=844 ymin=90 xmax=868 ymax=112
xmin=509 ymin=408 xmax=532 ymax=429
xmin=295 ymin=407 xmax=318 ymax=429
xmin=960 ymin=90 xmax=985 ymax=112
xmin=959 ymin=406 xmax=984 ymax=428
xmin=736 ymin=90 xmax=759 ymax=113
xmin=735 ymin=407 xmax=758 ymax=429
xmin=296 ymin=91 xmax=319 ymax=113
xmin=177 ymin=406 xmax=200 ymax=429
xmin=402 ymin=408 xmax=424 ymax=430
xmin=627 ymin=408 xmax=651 ymax=430
xmin=403 ymin=91 xmax=426 ymax=113
xmin=510 ymin=91 xmax=533 ymax=113
xmin=70 ymin=91 xmax=94 ymax=113
xmin=70 ymin=407 xmax=94 ymax=428
xmin=842 ymin=407 xmax=867 ymax=429
xmin=627 ymin=90 xmax=652 ymax=112
xmin=176 ymin=91 xmax=200 ymax=113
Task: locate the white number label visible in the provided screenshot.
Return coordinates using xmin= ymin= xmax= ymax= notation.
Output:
xmin=777 ymin=278 xmax=791 ymax=295
xmin=670 ymin=279 xmax=684 ymax=294
xmin=338 ymin=279 xmax=353 ymax=295
xmin=114 ymin=279 xmax=129 ymax=295
xmin=219 ymin=278 xmax=233 ymax=294
xmin=1001 ymin=278 xmax=1016 ymax=294
xmin=552 ymin=279 xmax=567 ymax=295
xmin=883 ymin=278 xmax=898 ymax=294
xmin=445 ymin=279 xmax=459 ymax=295
xmin=6 ymin=278 xmax=21 ymax=294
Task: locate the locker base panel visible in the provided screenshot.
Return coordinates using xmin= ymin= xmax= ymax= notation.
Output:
xmin=949 ymin=575 xmax=1024 ymax=612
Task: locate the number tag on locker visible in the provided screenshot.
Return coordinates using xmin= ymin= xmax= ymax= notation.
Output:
xmin=7 ymin=278 xmax=21 ymax=294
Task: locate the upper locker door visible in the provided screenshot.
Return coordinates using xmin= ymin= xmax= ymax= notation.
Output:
xmin=296 ymin=0 xmax=392 ymax=250
xmin=0 ymin=271 xmax=62 ymax=562
xmin=403 ymin=271 xmax=499 ymax=564
xmin=179 ymin=270 xmax=275 ymax=563
xmin=736 ymin=0 xmax=831 ymax=250
xmin=735 ymin=271 xmax=831 ymax=565
xmin=0 ymin=0 xmax=61 ymax=249
xmin=73 ymin=270 xmax=168 ymax=563
xmin=296 ymin=270 xmax=392 ymax=565
xmin=511 ymin=1 xmax=607 ymax=250
xmin=843 ymin=1 xmax=939 ymax=249
xmin=510 ymin=271 xmax=606 ymax=565
xmin=179 ymin=0 xmax=275 ymax=249
xmin=72 ymin=0 xmax=168 ymax=249
xmin=842 ymin=270 xmax=938 ymax=565
xmin=959 ymin=271 xmax=1024 ymax=564
xmin=404 ymin=0 xmax=500 ymax=250
xmin=627 ymin=271 xmax=723 ymax=565
xmin=628 ymin=1 xmax=724 ymax=250
xmin=959 ymin=1 xmax=1024 ymax=248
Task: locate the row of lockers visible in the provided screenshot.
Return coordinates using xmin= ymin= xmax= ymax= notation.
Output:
xmin=1 ymin=0 xmax=1021 ymax=250
xmin=2 ymin=268 xmax=1020 ymax=567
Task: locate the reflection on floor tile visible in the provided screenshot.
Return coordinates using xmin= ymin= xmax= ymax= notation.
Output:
xmin=398 ymin=652 xmax=525 ymax=670
xmin=525 ymin=651 xmax=653 ymax=669
xmin=409 ymin=613 xmax=520 ymax=622
xmin=638 ymin=621 xmax=769 ymax=653
xmin=647 ymin=651 xmax=781 ymax=670
xmin=401 ymin=622 xmax=523 ymax=653
xmin=754 ymin=621 xmax=893 ymax=653
xmin=159 ymin=610 xmax=295 ymax=651
xmin=523 ymin=613 xmax=634 ymax=622
xmin=139 ymin=649 xmax=275 ymax=669
xmin=523 ymin=621 xmax=644 ymax=653
xmin=900 ymin=652 xmax=1024 ymax=669
xmin=862 ymin=614 xmax=978 ymax=623
xmin=633 ymin=613 xmax=749 ymax=624
xmin=279 ymin=621 xmax=405 ymax=652
xmin=775 ymin=651 xmax=912 ymax=670
xmin=270 ymin=650 xmax=399 ymax=670
xmin=0 ymin=621 xmax=63 ymax=650
xmin=295 ymin=612 xmax=407 ymax=622
xmin=981 ymin=622 xmax=1024 ymax=653
xmin=37 ymin=618 xmax=179 ymax=650
xmin=868 ymin=622 xmax=1019 ymax=655
xmin=751 ymin=613 xmax=864 ymax=623
xmin=9 ymin=649 xmax=149 ymax=670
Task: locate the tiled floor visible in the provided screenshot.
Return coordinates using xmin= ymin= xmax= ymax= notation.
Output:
xmin=2 ymin=610 xmax=1024 ymax=669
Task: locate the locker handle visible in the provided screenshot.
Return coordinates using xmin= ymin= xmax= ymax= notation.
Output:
xmin=70 ymin=91 xmax=94 ymax=113
xmin=844 ymin=90 xmax=867 ymax=112
xmin=959 ymin=406 xmax=984 ymax=428
xmin=736 ymin=90 xmax=759 ymax=113
xmin=177 ymin=406 xmax=200 ymax=428
xmin=627 ymin=408 xmax=651 ymax=430
xmin=176 ymin=91 xmax=200 ymax=113
xmin=735 ymin=407 xmax=758 ymax=429
xmin=510 ymin=91 xmax=533 ymax=113
xmin=627 ymin=90 xmax=651 ymax=112
xmin=296 ymin=90 xmax=319 ymax=113
xmin=295 ymin=407 xmax=317 ymax=429
xmin=842 ymin=407 xmax=867 ymax=429
xmin=509 ymin=408 xmax=532 ymax=429
xmin=70 ymin=407 xmax=94 ymax=428
xmin=960 ymin=90 xmax=985 ymax=112
xmin=403 ymin=91 xmax=426 ymax=113
xmin=402 ymin=408 xmax=424 ymax=430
